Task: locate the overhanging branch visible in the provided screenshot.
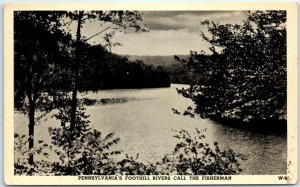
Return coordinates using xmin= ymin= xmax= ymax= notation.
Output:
xmin=84 ymin=24 xmax=120 ymax=42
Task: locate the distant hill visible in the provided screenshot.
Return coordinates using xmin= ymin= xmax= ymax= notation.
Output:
xmin=124 ymin=55 xmax=189 ymax=67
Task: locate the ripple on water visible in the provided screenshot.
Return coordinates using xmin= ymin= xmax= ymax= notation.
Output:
xmin=14 ymin=84 xmax=287 ymax=175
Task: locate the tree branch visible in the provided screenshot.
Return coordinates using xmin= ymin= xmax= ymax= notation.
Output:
xmin=84 ymin=24 xmax=115 ymax=42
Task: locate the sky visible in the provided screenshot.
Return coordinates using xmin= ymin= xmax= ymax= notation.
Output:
xmin=70 ymin=11 xmax=248 ymax=56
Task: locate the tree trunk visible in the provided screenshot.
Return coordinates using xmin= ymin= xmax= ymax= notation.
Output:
xmin=70 ymin=11 xmax=84 ymax=134
xmin=25 ymin=54 xmax=35 ymax=165
xmin=28 ymin=101 xmax=35 ymax=165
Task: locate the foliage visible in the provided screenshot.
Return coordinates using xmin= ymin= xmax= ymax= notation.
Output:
xmin=116 ymin=154 xmax=156 ymax=175
xmin=154 ymin=129 xmax=246 ymax=175
xmin=49 ymin=98 xmax=121 ymax=175
xmin=14 ymin=130 xmax=121 ymax=175
xmin=14 ymin=11 xmax=73 ymax=164
xmin=175 ymin=11 xmax=287 ymax=122
xmin=14 ymin=11 xmax=70 ymax=111
xmin=15 ymin=128 xmax=246 ymax=175
xmin=14 ymin=134 xmax=61 ymax=175
xmin=50 ymin=130 xmax=122 ymax=175
xmin=52 ymin=98 xmax=90 ymax=142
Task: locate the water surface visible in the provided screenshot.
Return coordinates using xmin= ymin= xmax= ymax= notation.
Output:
xmin=15 ymin=84 xmax=287 ymax=175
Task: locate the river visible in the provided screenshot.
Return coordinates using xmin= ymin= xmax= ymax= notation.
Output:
xmin=14 ymin=84 xmax=287 ymax=175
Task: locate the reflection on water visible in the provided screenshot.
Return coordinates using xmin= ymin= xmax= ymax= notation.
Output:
xmin=14 ymin=84 xmax=287 ymax=175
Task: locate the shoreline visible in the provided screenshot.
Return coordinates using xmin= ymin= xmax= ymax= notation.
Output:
xmin=210 ymin=117 xmax=287 ymax=134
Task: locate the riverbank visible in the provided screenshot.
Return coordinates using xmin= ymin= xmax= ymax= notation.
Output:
xmin=211 ymin=117 xmax=287 ymax=134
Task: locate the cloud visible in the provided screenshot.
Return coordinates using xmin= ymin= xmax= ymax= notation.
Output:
xmin=73 ymin=11 xmax=249 ymax=55
xmin=141 ymin=11 xmax=247 ymax=32
xmin=110 ymin=29 xmax=211 ymax=56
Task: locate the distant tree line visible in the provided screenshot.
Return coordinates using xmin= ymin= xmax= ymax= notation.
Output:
xmin=79 ymin=45 xmax=170 ymax=90
xmin=127 ymin=55 xmax=203 ymax=85
xmin=44 ymin=42 xmax=171 ymax=92
xmin=162 ymin=59 xmax=210 ymax=85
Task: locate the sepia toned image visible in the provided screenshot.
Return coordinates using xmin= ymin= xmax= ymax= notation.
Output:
xmin=4 ymin=2 xmax=298 ymax=185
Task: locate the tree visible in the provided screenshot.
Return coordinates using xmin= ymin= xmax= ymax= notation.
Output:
xmin=14 ymin=11 xmax=70 ymax=164
xmin=176 ymin=11 xmax=286 ymax=122
xmin=61 ymin=11 xmax=146 ymax=135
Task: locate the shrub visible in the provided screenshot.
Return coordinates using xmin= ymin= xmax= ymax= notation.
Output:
xmin=154 ymin=129 xmax=246 ymax=175
xmin=14 ymin=128 xmax=246 ymax=175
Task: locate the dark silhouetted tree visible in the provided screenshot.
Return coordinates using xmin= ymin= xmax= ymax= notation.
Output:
xmin=63 ymin=11 xmax=146 ymax=135
xmin=176 ymin=11 xmax=286 ymax=122
xmin=14 ymin=11 xmax=70 ymax=164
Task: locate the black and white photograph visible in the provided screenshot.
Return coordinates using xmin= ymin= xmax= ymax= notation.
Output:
xmin=4 ymin=2 xmax=298 ymax=185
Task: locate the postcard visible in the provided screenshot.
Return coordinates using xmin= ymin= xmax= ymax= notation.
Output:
xmin=4 ymin=2 xmax=298 ymax=185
